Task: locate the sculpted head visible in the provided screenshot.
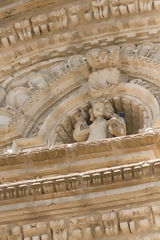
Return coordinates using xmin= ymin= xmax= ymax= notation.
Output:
xmin=90 ymin=99 xmax=114 ymax=120
xmin=92 ymin=102 xmax=105 ymax=118
xmin=74 ymin=109 xmax=88 ymax=122
xmin=108 ymin=115 xmax=126 ymax=136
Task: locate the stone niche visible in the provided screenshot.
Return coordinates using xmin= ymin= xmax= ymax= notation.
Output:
xmin=54 ymin=95 xmax=152 ymax=145
xmin=0 ymin=44 xmax=160 ymax=153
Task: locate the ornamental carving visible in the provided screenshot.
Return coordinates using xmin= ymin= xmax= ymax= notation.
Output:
xmin=88 ymin=68 xmax=120 ymax=98
xmin=0 ymin=44 xmax=159 ymax=151
xmin=1 ymin=2 xmax=160 ymax=240
xmin=4 ymin=203 xmax=160 ymax=239
xmin=73 ymin=99 xmax=126 ymax=142
xmin=86 ymin=46 xmax=119 ymax=70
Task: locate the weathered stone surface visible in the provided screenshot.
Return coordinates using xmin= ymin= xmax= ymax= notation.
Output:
xmin=0 ymin=0 xmax=160 ymax=239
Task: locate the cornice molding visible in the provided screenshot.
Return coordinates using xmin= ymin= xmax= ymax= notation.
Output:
xmin=0 ymin=130 xmax=158 ymax=181
xmin=0 ymin=0 xmax=160 ymax=69
xmin=0 ymin=0 xmax=69 ymax=20
xmin=0 ymin=158 xmax=159 ymax=203
xmin=2 ymin=201 xmax=160 ymax=239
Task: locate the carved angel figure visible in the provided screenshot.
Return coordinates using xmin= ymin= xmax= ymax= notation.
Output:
xmin=73 ymin=99 xmax=126 ymax=142
xmin=73 ymin=109 xmax=89 ymax=142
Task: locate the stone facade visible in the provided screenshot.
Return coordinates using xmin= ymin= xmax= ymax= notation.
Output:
xmin=1 ymin=0 xmax=160 ymax=239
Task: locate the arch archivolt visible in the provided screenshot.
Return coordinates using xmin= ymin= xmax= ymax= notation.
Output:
xmin=51 ymin=89 xmax=157 ymax=145
xmin=1 ymin=44 xmax=160 ymax=152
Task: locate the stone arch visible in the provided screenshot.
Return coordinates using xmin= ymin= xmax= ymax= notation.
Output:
xmin=2 ymin=45 xmax=160 ymax=151
xmin=8 ymin=73 xmax=160 ymax=152
xmin=50 ymin=86 xmax=158 ymax=145
xmin=108 ymin=83 xmax=160 ymax=122
xmin=13 ymin=80 xmax=157 ymax=147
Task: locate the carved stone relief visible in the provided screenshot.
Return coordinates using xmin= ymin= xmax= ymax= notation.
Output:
xmin=6 ymin=87 xmax=32 ymax=109
xmin=1 ymin=2 xmax=160 ymax=240
xmin=88 ymin=68 xmax=120 ymax=98
xmin=0 ymin=0 xmax=159 ymax=53
xmin=73 ymin=99 xmax=126 ymax=142
xmin=3 ymin=203 xmax=160 ymax=239
xmin=0 ymin=157 xmax=159 ymax=202
xmin=0 ymin=44 xmax=159 ymax=151
xmin=54 ymin=93 xmax=153 ymax=145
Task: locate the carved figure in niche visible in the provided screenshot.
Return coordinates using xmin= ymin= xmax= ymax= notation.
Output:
xmin=107 ymin=113 xmax=126 ymax=137
xmin=73 ymin=99 xmax=126 ymax=142
xmin=73 ymin=109 xmax=89 ymax=142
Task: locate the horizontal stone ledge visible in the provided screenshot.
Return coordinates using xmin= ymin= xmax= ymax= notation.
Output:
xmin=0 ymin=130 xmax=158 ymax=165
xmin=2 ymin=207 xmax=160 ymax=240
xmin=1 ymin=179 xmax=160 ymax=214
xmin=2 ymin=185 xmax=160 ymax=234
xmin=0 ymin=158 xmax=160 ymax=203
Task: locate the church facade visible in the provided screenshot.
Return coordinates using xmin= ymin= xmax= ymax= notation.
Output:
xmin=0 ymin=0 xmax=160 ymax=239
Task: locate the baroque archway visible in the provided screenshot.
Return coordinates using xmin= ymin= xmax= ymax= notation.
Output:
xmin=2 ymin=1 xmax=160 ymax=239
xmin=0 ymin=45 xmax=159 ymax=153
